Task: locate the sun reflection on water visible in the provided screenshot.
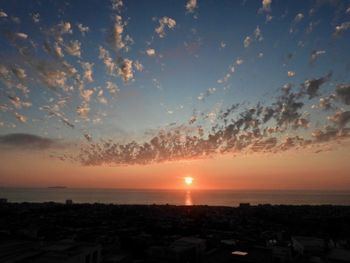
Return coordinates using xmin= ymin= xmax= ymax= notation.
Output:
xmin=185 ymin=190 xmax=193 ymax=206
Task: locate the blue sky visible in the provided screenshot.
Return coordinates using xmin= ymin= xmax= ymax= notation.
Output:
xmin=0 ymin=0 xmax=349 ymax=166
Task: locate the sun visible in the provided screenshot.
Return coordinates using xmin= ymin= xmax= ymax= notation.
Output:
xmin=184 ymin=176 xmax=193 ymax=186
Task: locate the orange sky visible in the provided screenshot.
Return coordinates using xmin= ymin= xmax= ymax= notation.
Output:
xmin=1 ymin=141 xmax=349 ymax=190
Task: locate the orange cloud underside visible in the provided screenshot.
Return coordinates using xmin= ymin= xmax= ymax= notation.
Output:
xmin=0 ymin=143 xmax=349 ymax=190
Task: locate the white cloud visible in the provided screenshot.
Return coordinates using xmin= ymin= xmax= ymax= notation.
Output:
xmin=14 ymin=32 xmax=28 ymax=40
xmin=287 ymin=71 xmax=295 ymax=77
xmin=106 ymin=81 xmax=120 ymax=94
xmin=310 ymin=50 xmax=326 ymax=64
xmin=112 ymin=15 xmax=127 ymax=50
xmin=41 ymin=70 xmax=67 ymax=89
xmin=81 ymin=62 xmax=94 ymax=82
xmin=53 ymin=43 xmax=64 ymax=58
xmin=294 ymin=13 xmax=304 ymax=23
xmin=58 ymin=22 xmax=72 ymax=35
xmin=236 ymin=58 xmax=244 ymax=65
xmin=8 ymin=95 xmax=31 ymax=109
xmin=80 ymin=89 xmax=94 ymax=102
xmin=117 ymin=58 xmax=133 ymax=83
xmin=243 ymin=36 xmax=252 ymax=48
xmin=77 ymin=23 xmax=89 ymax=35
xmin=0 ymin=11 xmax=8 ymax=18
xmin=254 ymin=26 xmax=263 ymax=41
xmin=99 ymin=46 xmax=116 ymax=75
xmin=155 ymin=17 xmax=176 ymax=38
xmin=334 ymin=22 xmax=350 ymax=36
xmin=14 ymin=112 xmax=27 ymax=123
xmin=97 ymin=90 xmax=108 ymax=104
xmin=43 ymin=42 xmax=64 ymax=58
xmin=186 ymin=0 xmax=198 ymax=13
xmin=64 ymin=40 xmax=81 ymax=57
xmin=12 ymin=67 xmax=26 ymax=79
xmin=146 ymin=48 xmax=156 ymax=56
xmin=77 ymin=103 xmax=90 ymax=119
xmin=134 ymin=60 xmax=144 ymax=72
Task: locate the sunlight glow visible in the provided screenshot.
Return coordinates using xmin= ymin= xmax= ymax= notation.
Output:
xmin=184 ymin=176 xmax=193 ymax=186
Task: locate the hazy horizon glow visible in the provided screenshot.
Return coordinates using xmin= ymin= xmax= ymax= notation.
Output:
xmin=0 ymin=0 xmax=349 ymax=189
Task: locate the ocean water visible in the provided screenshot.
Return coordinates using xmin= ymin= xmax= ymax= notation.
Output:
xmin=0 ymin=188 xmax=350 ymax=206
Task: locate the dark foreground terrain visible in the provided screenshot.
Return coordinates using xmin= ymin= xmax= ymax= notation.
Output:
xmin=0 ymin=202 xmax=350 ymax=263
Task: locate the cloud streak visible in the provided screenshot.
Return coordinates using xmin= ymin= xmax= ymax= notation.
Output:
xmin=0 ymin=133 xmax=60 ymax=150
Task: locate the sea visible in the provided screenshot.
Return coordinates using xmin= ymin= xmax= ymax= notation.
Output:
xmin=1 ymin=188 xmax=350 ymax=206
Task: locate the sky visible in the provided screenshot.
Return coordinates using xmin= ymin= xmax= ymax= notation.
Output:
xmin=0 ymin=0 xmax=349 ymax=189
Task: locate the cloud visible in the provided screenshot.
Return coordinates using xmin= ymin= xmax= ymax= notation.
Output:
xmin=0 ymin=133 xmax=59 ymax=150
xmin=334 ymin=21 xmax=350 ymax=36
xmin=146 ymin=48 xmax=156 ymax=56
xmin=287 ymin=71 xmax=295 ymax=77
xmin=80 ymin=89 xmax=94 ymax=102
xmin=117 ymin=57 xmax=133 ymax=83
xmin=13 ymin=32 xmax=28 ymax=40
xmin=155 ymin=17 xmax=176 ymax=38
xmin=14 ymin=112 xmax=27 ymax=123
xmin=261 ymin=0 xmax=272 ymax=12
xmin=243 ymin=26 xmax=263 ymax=48
xmin=58 ymin=22 xmax=72 ymax=35
xmin=77 ymin=23 xmax=89 ymax=35
xmin=97 ymin=89 xmax=108 ymax=104
xmin=243 ymin=36 xmax=252 ymax=48
xmin=49 ymin=21 xmax=72 ymax=43
xmin=81 ymin=62 xmax=94 ymax=82
xmin=40 ymin=69 xmax=68 ymax=89
xmin=254 ymin=26 xmax=263 ymax=41
xmin=11 ymin=67 xmax=26 ymax=79
xmin=75 ymin=75 xmax=350 ymax=166
xmin=220 ymin=41 xmax=226 ymax=49
xmin=317 ymin=95 xmax=335 ymax=110
xmin=301 ymin=72 xmax=332 ymax=99
xmin=336 ymin=84 xmax=350 ymax=105
xmin=42 ymin=105 xmax=74 ymax=128
xmin=111 ymin=0 xmax=123 ymax=12
xmin=106 ymin=81 xmax=120 ymax=95
xmin=217 ymin=66 xmax=234 ymax=84
xmin=31 ymin=13 xmax=40 ymax=23
xmin=110 ymin=15 xmax=132 ymax=51
xmin=99 ymin=46 xmax=117 ymax=75
xmin=186 ymin=0 xmax=198 ymax=13
xmin=8 ymin=95 xmax=32 ymax=109
xmin=0 ymin=11 xmax=8 ymax=18
xmin=64 ymin=40 xmax=81 ymax=57
xmin=197 ymin=87 xmax=216 ymax=101
xmin=312 ymin=126 xmax=342 ymax=142
xmin=77 ymin=103 xmax=90 ymax=119
xmin=294 ymin=13 xmax=304 ymax=22
xmin=133 ymin=60 xmax=144 ymax=72
xmin=43 ymin=41 xmax=64 ymax=58
xmin=289 ymin=13 xmax=304 ymax=34
xmin=236 ymin=58 xmax=244 ymax=65
xmin=310 ymin=50 xmax=326 ymax=64
xmin=328 ymin=110 xmax=350 ymax=129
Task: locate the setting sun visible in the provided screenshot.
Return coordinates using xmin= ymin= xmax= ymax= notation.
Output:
xmin=184 ymin=176 xmax=193 ymax=186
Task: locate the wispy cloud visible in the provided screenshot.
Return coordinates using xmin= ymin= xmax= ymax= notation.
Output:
xmin=0 ymin=133 xmax=60 ymax=150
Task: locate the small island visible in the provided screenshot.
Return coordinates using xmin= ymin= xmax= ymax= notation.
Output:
xmin=47 ymin=186 xmax=67 ymax=189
